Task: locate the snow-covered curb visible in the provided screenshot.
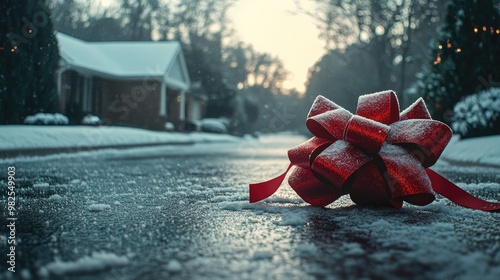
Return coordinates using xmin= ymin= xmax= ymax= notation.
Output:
xmin=440 ymin=135 xmax=500 ymax=167
xmin=0 ymin=125 xmax=240 ymax=156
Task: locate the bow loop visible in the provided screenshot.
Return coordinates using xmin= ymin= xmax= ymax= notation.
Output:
xmin=289 ymin=167 xmax=343 ymax=207
xmin=307 ymin=95 xmax=343 ymax=119
xmin=288 ymin=137 xmax=331 ymax=169
xmin=379 ymin=144 xmax=435 ymax=205
xmin=400 ymin=98 xmax=432 ymax=120
xmin=356 ymin=90 xmax=400 ymax=125
xmin=311 ymin=140 xmax=372 ymax=188
xmin=344 ymin=115 xmax=391 ymax=153
xmin=387 ymin=119 xmax=452 ymax=167
xmin=306 ymin=109 xmax=352 ymax=140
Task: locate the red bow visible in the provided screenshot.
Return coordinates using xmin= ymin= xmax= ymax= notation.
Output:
xmin=250 ymin=90 xmax=500 ymax=211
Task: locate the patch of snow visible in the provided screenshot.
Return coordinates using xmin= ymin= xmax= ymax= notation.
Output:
xmin=199 ymin=118 xmax=229 ymax=134
xmin=32 ymin=182 xmax=50 ymax=187
xmin=87 ymin=204 xmax=111 ymax=212
xmin=48 ymin=194 xmax=63 ymax=201
xmin=210 ymin=194 xmax=247 ymax=202
xmin=81 ymin=115 xmax=101 ymax=125
xmin=218 ymin=201 xmax=248 ymax=211
xmin=279 ymin=211 xmax=308 ymax=226
xmin=42 ymin=251 xmax=129 ymax=276
xmin=165 ymin=122 xmax=175 ymax=131
xmin=165 ymin=259 xmax=183 ymax=273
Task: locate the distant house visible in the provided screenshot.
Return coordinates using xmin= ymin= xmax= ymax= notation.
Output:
xmin=56 ymin=33 xmax=204 ymax=130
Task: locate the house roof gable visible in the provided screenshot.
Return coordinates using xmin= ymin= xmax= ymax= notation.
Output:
xmin=57 ymin=33 xmax=190 ymax=90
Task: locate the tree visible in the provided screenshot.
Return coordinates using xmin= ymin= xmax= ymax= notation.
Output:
xmin=417 ymin=0 xmax=500 ymax=122
xmin=223 ymin=44 xmax=289 ymax=94
xmin=118 ymin=0 xmax=160 ymax=41
xmin=0 ymin=0 xmax=60 ymax=124
xmin=299 ymin=0 xmax=444 ymax=103
xmin=49 ymin=0 xmax=85 ymax=38
xmin=50 ymin=0 xmax=140 ymax=41
xmin=182 ymin=41 xmax=235 ymax=119
xmin=304 ymin=44 xmax=379 ymax=113
xmin=221 ymin=43 xmax=294 ymax=134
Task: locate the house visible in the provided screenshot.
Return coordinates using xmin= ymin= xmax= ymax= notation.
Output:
xmin=56 ymin=32 xmax=204 ymax=130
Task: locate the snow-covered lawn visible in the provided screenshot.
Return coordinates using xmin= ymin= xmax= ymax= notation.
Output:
xmin=0 ymin=125 xmax=240 ymax=151
xmin=1 ymin=125 xmax=499 ymax=168
xmin=441 ymin=135 xmax=500 ymax=167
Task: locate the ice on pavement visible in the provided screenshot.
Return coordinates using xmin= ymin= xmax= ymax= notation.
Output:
xmin=2 ymin=133 xmax=499 ymax=279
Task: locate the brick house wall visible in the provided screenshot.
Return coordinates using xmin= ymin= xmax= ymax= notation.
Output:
xmin=60 ymin=71 xmax=187 ymax=130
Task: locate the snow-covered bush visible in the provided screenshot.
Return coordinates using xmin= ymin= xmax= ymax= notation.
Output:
xmin=54 ymin=113 xmax=69 ymax=125
xmin=81 ymin=114 xmax=101 ymax=126
xmin=452 ymin=88 xmax=500 ymax=138
xmin=24 ymin=113 xmax=69 ymax=125
xmin=199 ymin=118 xmax=229 ymax=134
xmin=164 ymin=122 xmax=175 ymax=131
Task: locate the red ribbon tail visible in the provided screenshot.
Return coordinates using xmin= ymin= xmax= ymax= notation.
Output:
xmin=249 ymin=163 xmax=293 ymax=203
xmin=426 ymin=169 xmax=500 ymax=211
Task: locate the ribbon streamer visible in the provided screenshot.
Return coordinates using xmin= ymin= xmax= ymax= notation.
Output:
xmin=249 ymin=90 xmax=500 ymax=211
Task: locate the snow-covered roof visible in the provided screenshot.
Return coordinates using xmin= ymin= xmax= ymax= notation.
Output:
xmin=56 ymin=33 xmax=190 ymax=90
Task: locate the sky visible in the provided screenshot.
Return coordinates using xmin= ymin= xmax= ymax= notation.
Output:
xmin=98 ymin=0 xmax=325 ymax=93
xmin=228 ymin=0 xmax=325 ymax=92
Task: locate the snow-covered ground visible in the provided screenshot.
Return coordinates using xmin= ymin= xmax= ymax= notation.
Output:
xmin=441 ymin=135 xmax=500 ymax=167
xmin=0 ymin=125 xmax=240 ymax=152
xmin=0 ymin=132 xmax=499 ymax=279
xmin=1 ymin=125 xmax=499 ymax=168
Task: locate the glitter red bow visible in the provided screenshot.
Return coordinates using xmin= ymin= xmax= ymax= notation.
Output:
xmin=250 ymin=90 xmax=500 ymax=211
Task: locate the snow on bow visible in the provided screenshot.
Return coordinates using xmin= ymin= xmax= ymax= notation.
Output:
xmin=249 ymin=90 xmax=500 ymax=211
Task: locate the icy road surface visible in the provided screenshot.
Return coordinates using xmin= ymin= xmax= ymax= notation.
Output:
xmin=1 ymin=134 xmax=500 ymax=279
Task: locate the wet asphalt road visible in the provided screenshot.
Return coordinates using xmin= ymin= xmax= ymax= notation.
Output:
xmin=1 ymin=135 xmax=500 ymax=280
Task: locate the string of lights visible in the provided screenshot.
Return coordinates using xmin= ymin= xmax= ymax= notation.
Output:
xmin=433 ymin=25 xmax=500 ymax=65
